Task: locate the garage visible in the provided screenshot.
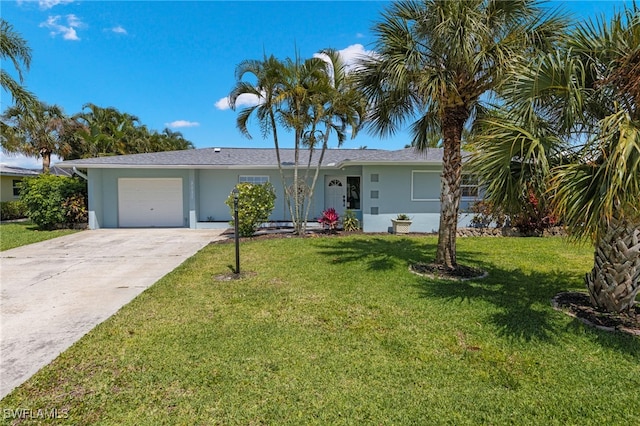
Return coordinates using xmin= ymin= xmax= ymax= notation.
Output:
xmin=117 ymin=178 xmax=184 ymax=227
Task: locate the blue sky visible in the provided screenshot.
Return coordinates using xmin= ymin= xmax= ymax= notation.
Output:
xmin=0 ymin=0 xmax=629 ymax=168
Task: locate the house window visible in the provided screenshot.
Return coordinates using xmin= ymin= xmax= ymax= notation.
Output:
xmin=239 ymin=176 xmax=269 ymax=184
xmin=370 ymin=190 xmax=379 ymax=199
xmin=461 ymin=174 xmax=479 ymax=198
xmin=370 ymin=173 xmax=379 ymax=183
xmin=371 ymin=207 xmax=379 ymax=215
xmin=347 ymin=176 xmax=360 ymax=210
xmin=411 ymin=170 xmax=440 ymax=201
xmin=12 ymin=180 xmax=21 ymax=197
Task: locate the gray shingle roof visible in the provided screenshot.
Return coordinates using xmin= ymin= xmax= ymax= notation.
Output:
xmin=0 ymin=165 xmax=40 ymax=177
xmin=56 ymin=147 xmax=448 ymax=169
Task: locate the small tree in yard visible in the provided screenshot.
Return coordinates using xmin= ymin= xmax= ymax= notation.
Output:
xmin=225 ymin=182 xmax=276 ymax=237
xmin=19 ymin=174 xmax=87 ymax=230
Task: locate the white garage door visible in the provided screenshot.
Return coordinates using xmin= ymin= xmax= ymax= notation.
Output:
xmin=118 ymin=178 xmax=184 ymax=227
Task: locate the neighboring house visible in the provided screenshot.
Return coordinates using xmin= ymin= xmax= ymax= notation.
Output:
xmin=0 ymin=165 xmax=39 ymax=202
xmin=56 ymin=147 xmax=480 ymax=232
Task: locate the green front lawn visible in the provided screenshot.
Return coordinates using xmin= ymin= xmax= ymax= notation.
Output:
xmin=0 ymin=221 xmax=80 ymax=251
xmin=2 ymin=235 xmax=638 ymax=424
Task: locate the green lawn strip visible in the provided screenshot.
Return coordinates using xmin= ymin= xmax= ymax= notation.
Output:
xmin=0 ymin=221 xmax=79 ymax=251
xmin=2 ymin=236 xmax=639 ymax=425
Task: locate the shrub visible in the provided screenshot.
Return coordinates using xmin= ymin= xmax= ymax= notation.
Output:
xmin=61 ymin=193 xmax=88 ymax=224
xmin=470 ymin=200 xmax=507 ymax=228
xmin=470 ymin=190 xmax=558 ymax=234
xmin=342 ymin=209 xmax=360 ymax=231
xmin=0 ymin=201 xmax=28 ymax=221
xmin=19 ymin=175 xmax=87 ymax=230
xmin=225 ymin=182 xmax=276 ymax=237
xmin=318 ymin=208 xmax=340 ymax=232
xmin=511 ymin=189 xmax=558 ymax=235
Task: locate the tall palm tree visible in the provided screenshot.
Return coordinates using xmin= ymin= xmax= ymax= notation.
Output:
xmin=1 ymin=102 xmax=71 ymax=172
xmin=276 ymin=54 xmax=340 ymax=234
xmin=355 ymin=0 xmax=566 ymax=270
xmin=471 ymin=5 xmax=640 ymax=313
xmin=230 ymin=51 xmax=362 ymax=234
xmin=230 ymin=54 xmax=291 ymax=218
xmin=301 ymin=48 xmax=366 ymax=227
xmin=0 ymin=18 xmax=35 ymax=108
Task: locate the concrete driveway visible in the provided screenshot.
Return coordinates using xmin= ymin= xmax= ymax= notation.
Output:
xmin=0 ymin=228 xmax=226 ymax=399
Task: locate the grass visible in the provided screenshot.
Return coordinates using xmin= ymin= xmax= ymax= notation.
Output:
xmin=1 ymin=235 xmax=639 ymax=425
xmin=0 ymin=221 xmax=80 ymax=251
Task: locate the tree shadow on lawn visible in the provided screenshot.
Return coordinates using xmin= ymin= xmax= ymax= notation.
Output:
xmin=417 ymin=264 xmax=577 ymax=341
xmin=313 ymin=236 xmax=431 ymax=272
xmin=313 ymin=237 xmax=639 ymax=351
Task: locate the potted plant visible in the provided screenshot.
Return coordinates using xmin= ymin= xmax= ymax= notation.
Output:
xmin=391 ymin=214 xmax=412 ymax=234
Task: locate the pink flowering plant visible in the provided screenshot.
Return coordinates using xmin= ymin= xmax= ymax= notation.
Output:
xmin=318 ymin=208 xmax=340 ymax=232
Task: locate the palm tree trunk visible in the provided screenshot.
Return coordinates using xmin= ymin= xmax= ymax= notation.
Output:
xmin=269 ymin=111 xmax=293 ymax=234
xmin=586 ymin=216 xmax=640 ymax=313
xmin=435 ymin=108 xmax=466 ymax=269
xmin=41 ymin=149 xmax=51 ymax=173
xmin=292 ymin=128 xmax=303 ymax=235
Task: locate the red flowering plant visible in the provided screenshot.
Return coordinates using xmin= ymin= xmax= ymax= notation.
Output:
xmin=318 ymin=208 xmax=340 ymax=232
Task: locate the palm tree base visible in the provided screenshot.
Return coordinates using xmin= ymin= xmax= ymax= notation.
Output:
xmin=552 ymin=291 xmax=640 ymax=336
xmin=586 ymin=218 xmax=640 ymax=313
xmin=409 ymin=262 xmax=487 ymax=281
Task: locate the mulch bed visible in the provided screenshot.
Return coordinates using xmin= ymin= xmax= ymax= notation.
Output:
xmin=552 ymin=292 xmax=640 ymax=337
xmin=409 ymin=262 xmax=487 ymax=280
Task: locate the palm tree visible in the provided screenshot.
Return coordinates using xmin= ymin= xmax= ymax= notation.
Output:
xmin=0 ymin=18 xmax=35 ymax=108
xmin=72 ymin=103 xmax=144 ymax=157
xmin=355 ymin=0 xmax=566 ymax=270
xmin=158 ymin=128 xmax=194 ymax=151
xmin=471 ymin=5 xmax=640 ymax=313
xmin=276 ymin=54 xmax=343 ymax=234
xmin=1 ymin=102 xmax=71 ymax=172
xmin=230 ymin=51 xmax=363 ymax=234
xmin=300 ymin=48 xmax=366 ymax=227
xmin=230 ymin=54 xmax=291 ymax=219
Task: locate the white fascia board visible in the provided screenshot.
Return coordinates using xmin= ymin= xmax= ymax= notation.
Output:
xmin=338 ymin=160 xmax=442 ymax=167
xmin=55 ymin=163 xmax=344 ymax=170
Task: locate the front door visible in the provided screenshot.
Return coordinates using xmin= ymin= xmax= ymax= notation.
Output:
xmin=325 ymin=176 xmax=346 ymax=217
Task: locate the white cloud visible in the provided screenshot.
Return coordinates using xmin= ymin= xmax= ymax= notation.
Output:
xmin=111 ymin=25 xmax=127 ymax=35
xmin=40 ymin=14 xmax=85 ymax=41
xmin=39 ymin=0 xmax=73 ymax=10
xmin=356 ymin=32 xmax=365 ymax=39
xmin=16 ymin=0 xmax=73 ymax=10
xmin=314 ymin=44 xmax=376 ymax=72
xmin=165 ymin=120 xmax=200 ymax=129
xmin=215 ymin=45 xmax=375 ymax=111
xmin=215 ymin=93 xmax=261 ymax=111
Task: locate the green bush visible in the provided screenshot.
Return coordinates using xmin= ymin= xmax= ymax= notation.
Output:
xmin=19 ymin=175 xmax=88 ymax=230
xmin=225 ymin=182 xmax=276 ymax=237
xmin=0 ymin=201 xmax=28 ymax=221
xmin=342 ymin=209 xmax=360 ymax=231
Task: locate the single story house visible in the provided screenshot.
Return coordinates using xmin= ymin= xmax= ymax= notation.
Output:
xmin=56 ymin=147 xmax=479 ymax=233
xmin=1 ymin=165 xmax=76 ymax=203
xmin=0 ymin=165 xmax=40 ymax=202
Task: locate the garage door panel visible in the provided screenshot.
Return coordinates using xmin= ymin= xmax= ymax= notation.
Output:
xmin=118 ymin=178 xmax=183 ymax=227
